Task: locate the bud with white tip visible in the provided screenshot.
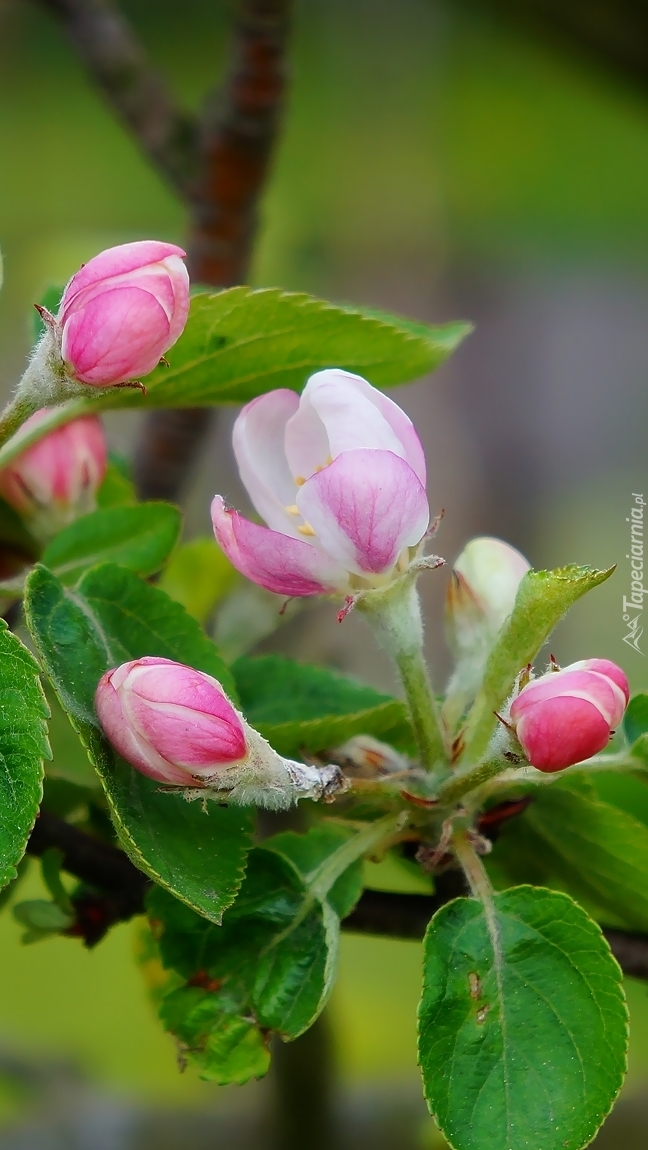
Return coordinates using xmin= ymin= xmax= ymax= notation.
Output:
xmin=444 ymin=536 xmax=530 ymax=727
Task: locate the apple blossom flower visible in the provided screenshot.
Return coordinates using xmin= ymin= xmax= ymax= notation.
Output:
xmin=509 ymin=658 xmax=629 ymax=772
xmin=95 ymin=656 xmax=346 ymax=808
xmin=211 ymin=369 xmax=431 ymax=599
xmin=0 ymin=409 xmax=106 ymax=539
xmin=51 ymin=241 xmax=190 ymax=387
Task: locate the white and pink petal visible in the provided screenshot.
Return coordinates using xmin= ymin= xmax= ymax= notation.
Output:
xmin=296 ymin=449 xmax=429 ymax=576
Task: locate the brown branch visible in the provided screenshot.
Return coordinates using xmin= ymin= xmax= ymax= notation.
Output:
xmin=33 ymin=0 xmax=294 ymax=502
xmin=343 ymin=887 xmax=648 ymax=982
xmin=33 ymin=0 xmax=200 ymax=199
xmin=25 ymin=810 xmax=648 ymax=978
xmin=27 ymin=808 xmax=149 ymax=945
xmin=135 ymin=0 xmax=294 ymax=500
xmin=187 ymin=0 xmax=293 ymax=286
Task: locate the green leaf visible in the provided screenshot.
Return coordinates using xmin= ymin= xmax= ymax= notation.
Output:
xmin=159 ymin=987 xmax=271 ymax=1084
xmin=623 ymin=690 xmax=648 ymax=745
xmin=492 ymin=781 xmax=648 ymax=930
xmin=0 ymin=622 xmax=50 ymax=890
xmin=24 ymin=563 xmax=249 ymax=922
xmin=147 ymin=816 xmax=398 ymax=1083
xmin=460 ymin=565 xmax=614 ymax=766
xmin=0 ymin=496 xmax=39 ymax=558
xmin=41 ymin=503 xmax=181 ymax=585
xmin=159 ymin=536 xmax=239 ymax=624
xmin=418 ymin=886 xmax=627 ymax=1150
xmin=13 ymin=898 xmax=73 ymax=934
xmin=590 ymin=770 xmax=648 ymax=828
xmin=96 ymin=461 xmax=136 ymax=509
xmin=93 ymin=288 xmax=473 ymax=410
xmin=150 ymin=849 xmax=338 ymax=1082
xmin=264 ymin=824 xmax=364 ymax=919
xmin=232 ymin=654 xmax=412 ymax=756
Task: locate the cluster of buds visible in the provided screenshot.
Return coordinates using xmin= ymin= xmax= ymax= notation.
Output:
xmin=509 ymin=658 xmax=629 ymax=773
xmin=95 ymin=657 xmax=345 ymax=809
xmin=0 ymin=238 xmax=630 ymax=805
xmin=0 ymin=240 xmax=191 ymax=538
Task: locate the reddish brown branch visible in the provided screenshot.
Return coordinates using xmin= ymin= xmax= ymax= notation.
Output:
xmin=25 ymin=811 xmax=648 ymax=977
xmin=188 ymin=0 xmax=293 ymax=286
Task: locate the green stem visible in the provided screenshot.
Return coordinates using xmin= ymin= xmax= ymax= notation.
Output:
xmin=452 ymin=829 xmax=494 ymax=904
xmin=0 ymin=394 xmax=40 ymax=451
xmin=309 ymin=812 xmax=403 ymax=902
xmin=435 ymin=755 xmax=507 ymax=808
xmin=0 ymin=399 xmax=91 ymax=469
xmin=359 ymin=579 xmax=447 ymax=773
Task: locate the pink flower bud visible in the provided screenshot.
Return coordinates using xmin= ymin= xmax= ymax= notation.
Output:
xmin=0 ymin=410 xmax=106 ymax=538
xmin=95 ymin=657 xmax=247 ymax=786
xmin=212 ymin=369 xmax=430 ymax=598
xmin=509 ymin=659 xmax=629 ymax=772
xmin=57 ymin=241 xmax=190 ymax=386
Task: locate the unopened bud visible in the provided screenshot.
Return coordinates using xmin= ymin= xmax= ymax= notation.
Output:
xmin=509 ymin=658 xmax=629 ymax=772
xmin=57 ymin=241 xmax=190 ymax=387
xmin=95 ymin=656 xmax=346 ymax=809
xmin=447 ymin=536 xmax=530 ymax=651
xmin=0 ymin=410 xmax=106 ymax=540
xmin=444 ymin=537 xmax=530 ymax=725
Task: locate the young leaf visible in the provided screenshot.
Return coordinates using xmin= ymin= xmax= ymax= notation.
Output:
xmin=151 ymin=849 xmax=338 ymax=1082
xmin=623 ymin=690 xmax=648 ymax=751
xmin=96 ymin=461 xmax=136 ymax=509
xmin=89 ymin=288 xmax=472 ymax=410
xmin=491 ymin=780 xmax=648 ymax=930
xmin=232 ymin=654 xmax=412 ymax=756
xmin=24 ymin=563 xmax=249 ymax=922
xmin=459 ymin=565 xmax=614 ymax=767
xmin=0 ymin=622 xmax=50 ymax=890
xmin=418 ymin=886 xmax=627 ymax=1150
xmin=148 ymin=817 xmax=395 ymax=1083
xmin=41 ymin=503 xmax=181 ymax=585
xmin=264 ymin=824 xmax=364 ymax=919
xmin=0 ymin=496 xmax=39 ymax=558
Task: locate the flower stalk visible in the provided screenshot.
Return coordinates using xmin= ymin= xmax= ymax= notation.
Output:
xmin=358 ymin=578 xmax=447 ymax=774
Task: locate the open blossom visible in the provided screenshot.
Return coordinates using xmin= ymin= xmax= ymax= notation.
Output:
xmin=95 ymin=656 xmax=346 ymax=808
xmin=0 ymin=410 xmax=106 ymax=537
xmin=211 ymin=369 xmax=430 ymax=598
xmin=510 ymin=658 xmax=629 ymax=772
xmin=54 ymin=241 xmax=190 ymax=387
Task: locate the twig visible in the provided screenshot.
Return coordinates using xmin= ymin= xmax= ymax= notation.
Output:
xmin=34 ymin=0 xmax=199 ymax=198
xmin=34 ymin=0 xmax=294 ymax=502
xmin=188 ymin=0 xmax=293 ymax=286
xmin=25 ymin=810 xmax=648 ymax=979
xmin=27 ymin=808 xmax=149 ymax=944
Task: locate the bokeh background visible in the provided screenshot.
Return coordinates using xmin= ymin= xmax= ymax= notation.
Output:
xmin=1 ymin=0 xmax=648 ymax=1145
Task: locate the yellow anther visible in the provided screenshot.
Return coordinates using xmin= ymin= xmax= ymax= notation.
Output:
xmin=285 ymin=504 xmax=300 ymax=515
xmin=295 ymin=476 xmax=306 ymax=486
xmin=298 ymin=523 xmax=317 ymax=537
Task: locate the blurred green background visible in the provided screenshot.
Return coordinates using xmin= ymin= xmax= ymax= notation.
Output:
xmin=1 ymin=0 xmax=648 ymax=1145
